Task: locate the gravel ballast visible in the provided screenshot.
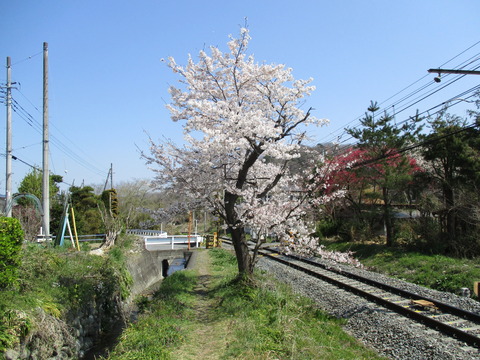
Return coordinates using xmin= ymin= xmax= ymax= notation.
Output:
xmin=257 ymin=254 xmax=480 ymax=360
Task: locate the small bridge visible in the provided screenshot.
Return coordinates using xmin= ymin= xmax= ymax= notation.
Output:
xmin=127 ymin=229 xmax=204 ymax=251
xmin=125 ymin=229 xmax=204 ymax=295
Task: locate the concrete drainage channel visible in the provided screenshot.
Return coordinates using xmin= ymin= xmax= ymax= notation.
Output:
xmin=81 ymin=250 xmax=195 ymax=360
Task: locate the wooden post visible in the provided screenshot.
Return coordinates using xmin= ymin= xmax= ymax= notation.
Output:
xmin=71 ymin=207 xmax=80 ymax=251
xmin=474 ymin=282 xmax=480 ymax=297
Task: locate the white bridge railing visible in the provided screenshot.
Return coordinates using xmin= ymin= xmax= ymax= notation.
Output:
xmin=127 ymin=229 xmax=203 ymax=250
xmin=127 ymin=229 xmax=167 ymax=237
xmin=143 ymin=235 xmax=203 ymax=250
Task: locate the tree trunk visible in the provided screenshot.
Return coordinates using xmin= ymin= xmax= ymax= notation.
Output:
xmin=230 ymin=227 xmax=253 ymax=277
xmin=382 ymin=186 xmax=394 ymax=247
xmin=443 ymin=185 xmax=456 ymax=245
xmin=102 ymin=230 xmax=118 ymax=249
xmin=224 ymin=191 xmax=253 ymax=278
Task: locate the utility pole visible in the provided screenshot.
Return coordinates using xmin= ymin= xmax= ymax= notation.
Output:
xmin=103 ymin=164 xmax=113 ymax=191
xmin=42 ymin=42 xmax=50 ymax=240
xmin=5 ymin=57 xmax=12 ymax=217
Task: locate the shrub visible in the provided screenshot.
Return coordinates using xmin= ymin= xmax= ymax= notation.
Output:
xmin=0 ymin=217 xmax=24 ymax=289
xmin=0 ymin=307 xmax=31 ymax=352
xmin=315 ymin=219 xmax=340 ymax=240
xmin=337 ymin=218 xmax=374 ymax=242
xmin=397 ymin=217 xmax=445 ymax=254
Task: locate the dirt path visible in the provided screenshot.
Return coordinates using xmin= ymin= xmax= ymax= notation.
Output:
xmin=171 ymin=250 xmax=230 ymax=359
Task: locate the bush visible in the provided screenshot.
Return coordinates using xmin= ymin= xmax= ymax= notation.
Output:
xmin=395 ymin=217 xmax=445 ymax=254
xmin=0 ymin=307 xmax=31 ymax=352
xmin=337 ymin=218 xmax=374 ymax=242
xmin=315 ymin=219 xmax=340 ymax=240
xmin=0 ymin=217 xmax=24 ymax=289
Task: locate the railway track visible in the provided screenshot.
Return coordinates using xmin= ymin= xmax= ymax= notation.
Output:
xmin=221 ymin=239 xmax=480 ymax=349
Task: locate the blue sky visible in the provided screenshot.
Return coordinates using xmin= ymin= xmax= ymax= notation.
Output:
xmin=1 ymin=0 xmax=479 ymax=192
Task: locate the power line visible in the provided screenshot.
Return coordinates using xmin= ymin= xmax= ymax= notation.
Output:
xmin=13 ymin=142 xmax=42 ymax=151
xmin=331 ymin=83 xmax=480 ymax=150
xmin=8 ymin=91 xmax=108 ymax=177
xmin=0 ymin=152 xmax=41 ymax=171
xmin=315 ymin=41 xmax=480 ymax=146
xmin=10 ymin=51 xmax=43 ymax=66
xmin=438 ymin=40 xmax=480 ymax=68
xmin=350 ymin=122 xmax=479 ymax=170
xmin=329 ymin=65 xmax=479 ymax=146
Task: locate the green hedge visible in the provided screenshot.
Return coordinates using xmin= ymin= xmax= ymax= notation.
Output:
xmin=0 ymin=217 xmax=24 ymax=289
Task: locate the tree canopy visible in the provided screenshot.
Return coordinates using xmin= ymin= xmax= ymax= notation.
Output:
xmin=145 ymin=28 xmax=329 ymax=276
xmin=17 ymin=169 xmax=62 ymax=203
xmin=343 ymin=102 xmax=423 ymax=246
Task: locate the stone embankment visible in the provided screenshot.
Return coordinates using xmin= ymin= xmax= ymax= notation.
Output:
xmin=4 ymin=248 xmax=191 ymax=360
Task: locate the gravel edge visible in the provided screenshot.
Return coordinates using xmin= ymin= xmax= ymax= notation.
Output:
xmin=257 ymin=255 xmax=480 ymax=360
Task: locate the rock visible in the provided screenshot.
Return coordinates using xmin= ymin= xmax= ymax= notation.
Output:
xmin=4 ymin=349 xmax=19 ymax=360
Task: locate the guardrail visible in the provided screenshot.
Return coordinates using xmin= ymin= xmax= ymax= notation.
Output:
xmin=127 ymin=229 xmax=167 ymax=237
xmin=144 ymin=234 xmax=204 ymax=250
xmin=35 ymin=230 xmax=203 ymax=249
xmin=36 ymin=234 xmax=105 ymax=242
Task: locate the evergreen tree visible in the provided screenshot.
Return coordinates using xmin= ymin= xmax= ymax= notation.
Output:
xmin=16 ymin=170 xmax=63 ymax=238
xmin=17 ymin=169 xmax=62 ymax=204
xmin=346 ymin=102 xmax=422 ymax=246
xmin=421 ymin=109 xmax=480 ymax=254
xmin=69 ymin=186 xmax=103 ymax=235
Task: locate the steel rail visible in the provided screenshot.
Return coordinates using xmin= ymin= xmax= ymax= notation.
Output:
xmin=271 ymin=248 xmax=480 ymax=324
xmin=256 ymin=248 xmax=480 ymax=348
xmin=219 ymin=238 xmax=480 ymax=349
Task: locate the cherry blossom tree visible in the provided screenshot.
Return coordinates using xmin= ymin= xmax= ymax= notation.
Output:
xmin=144 ymin=28 xmax=329 ymax=277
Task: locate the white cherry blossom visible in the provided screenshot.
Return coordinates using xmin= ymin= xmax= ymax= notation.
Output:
xmin=144 ymin=28 xmax=333 ymax=276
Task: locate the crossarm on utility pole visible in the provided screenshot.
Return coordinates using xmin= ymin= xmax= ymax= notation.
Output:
xmin=428 ymin=68 xmax=480 ymax=75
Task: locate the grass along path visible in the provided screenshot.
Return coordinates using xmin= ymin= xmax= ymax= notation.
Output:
xmin=106 ymin=249 xmax=385 ymax=359
xmin=170 ymin=250 xmax=230 ymax=359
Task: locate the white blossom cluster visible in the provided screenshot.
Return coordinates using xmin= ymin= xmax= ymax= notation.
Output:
xmin=144 ymin=28 xmax=339 ymax=258
xmin=282 ymin=240 xmax=364 ymax=268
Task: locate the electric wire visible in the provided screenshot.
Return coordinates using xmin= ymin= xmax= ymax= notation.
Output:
xmin=13 ymin=91 xmax=109 ymax=178
xmin=13 ymin=142 xmax=42 ymax=151
xmin=323 ymin=65 xmax=480 ymax=148
xmin=1 ymin=151 xmax=74 ymax=188
xmin=350 ymin=121 xmax=479 ymax=170
xmin=0 ymin=152 xmax=41 ymax=171
xmin=15 ymin=88 xmax=41 ymax=113
xmin=10 ymin=51 xmax=43 ymax=66
xmin=320 ymin=66 xmax=479 ymax=147
xmin=315 ymin=41 xmax=480 ymax=146
xmin=437 ymin=40 xmax=480 ymax=68
xmin=336 ymin=84 xmax=480 ymax=149
xmin=8 ymin=91 xmax=108 ymax=178
xmin=382 ymin=51 xmax=480 ymax=114
xmin=388 ymin=71 xmax=477 ymax=118
xmin=18 ymin=90 xmax=106 ymax=172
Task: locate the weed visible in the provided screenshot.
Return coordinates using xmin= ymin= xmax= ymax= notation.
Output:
xmin=0 ymin=236 xmax=135 ymax=354
xmin=320 ymin=240 xmax=480 ymax=296
xmin=107 ymin=249 xmax=385 ymax=359
xmin=0 ymin=308 xmax=31 ymax=352
xmin=105 ymin=270 xmax=197 ymax=359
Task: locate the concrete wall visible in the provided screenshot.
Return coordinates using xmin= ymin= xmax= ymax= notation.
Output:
xmin=126 ymin=249 xmax=193 ymax=297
